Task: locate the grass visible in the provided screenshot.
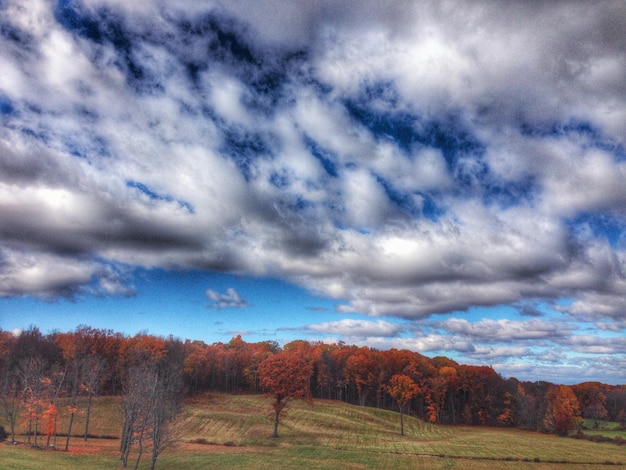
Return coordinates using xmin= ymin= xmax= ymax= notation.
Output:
xmin=2 ymin=394 xmax=625 ymax=469
xmin=578 ymin=420 xmax=626 ymax=439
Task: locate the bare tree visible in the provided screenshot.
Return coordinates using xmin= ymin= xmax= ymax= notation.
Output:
xmin=0 ymin=367 xmax=20 ymax=443
xmin=149 ymin=343 xmax=183 ymax=470
xmin=83 ymin=355 xmax=107 ymax=441
xmin=120 ymin=339 xmax=182 ymax=470
xmin=120 ymin=362 xmax=151 ymax=468
xmin=45 ymin=365 xmax=66 ymax=447
xmin=18 ymin=356 xmax=48 ymax=446
xmin=63 ymin=356 xmax=81 ymax=451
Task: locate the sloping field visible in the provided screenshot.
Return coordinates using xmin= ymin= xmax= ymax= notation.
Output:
xmin=1 ymin=394 xmax=625 ymax=469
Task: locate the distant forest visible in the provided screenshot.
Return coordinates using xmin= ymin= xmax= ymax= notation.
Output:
xmin=2 ymin=326 xmax=625 ymax=441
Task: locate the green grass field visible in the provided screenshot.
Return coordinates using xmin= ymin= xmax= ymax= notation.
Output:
xmin=578 ymin=419 xmax=626 ymax=440
xmin=1 ymin=394 xmax=625 ymax=469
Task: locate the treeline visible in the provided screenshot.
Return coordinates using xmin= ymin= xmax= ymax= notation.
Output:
xmin=1 ymin=326 xmax=625 ymax=442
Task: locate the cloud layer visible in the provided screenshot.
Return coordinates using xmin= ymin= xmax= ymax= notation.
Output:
xmin=1 ymin=0 xmax=625 ymax=381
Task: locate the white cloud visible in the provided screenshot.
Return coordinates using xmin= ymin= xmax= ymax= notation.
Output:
xmin=469 ymin=346 xmax=533 ymax=361
xmin=306 ymin=319 xmax=402 ymax=338
xmin=438 ymin=318 xmax=572 ymax=341
xmin=206 ymin=287 xmax=249 ymax=309
xmin=559 ymin=335 xmax=626 ymax=355
xmin=359 ymin=334 xmax=476 ymax=354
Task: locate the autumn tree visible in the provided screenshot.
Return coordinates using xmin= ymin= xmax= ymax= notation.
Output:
xmin=424 ymin=369 xmax=452 ymax=424
xmin=344 ymin=348 xmax=380 ymax=406
xmin=573 ymin=382 xmax=611 ymax=424
xmin=258 ymin=350 xmax=313 ymax=438
xmin=328 ymin=343 xmax=355 ymax=402
xmin=183 ymin=340 xmax=211 ymax=395
xmin=385 ymin=374 xmax=420 ymax=435
xmin=42 ymin=403 xmax=58 ymax=446
xmin=543 ymin=384 xmax=581 ymax=436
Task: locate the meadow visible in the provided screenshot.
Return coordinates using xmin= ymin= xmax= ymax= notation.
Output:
xmin=1 ymin=394 xmax=625 ymax=469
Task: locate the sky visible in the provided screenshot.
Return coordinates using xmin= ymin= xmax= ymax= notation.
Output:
xmin=1 ymin=0 xmax=625 ymax=385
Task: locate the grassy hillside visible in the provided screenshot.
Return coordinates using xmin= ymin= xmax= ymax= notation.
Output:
xmin=1 ymin=394 xmax=625 ymax=469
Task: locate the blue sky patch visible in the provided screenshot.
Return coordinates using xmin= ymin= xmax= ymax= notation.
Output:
xmin=220 ymin=126 xmax=275 ymax=181
xmin=304 ymin=135 xmax=339 ymax=177
xmin=0 ymin=95 xmax=13 ymax=115
xmin=126 ymin=180 xmax=194 ymax=213
xmin=344 ymin=100 xmax=419 ymax=154
xmin=569 ymin=212 xmax=625 ymax=247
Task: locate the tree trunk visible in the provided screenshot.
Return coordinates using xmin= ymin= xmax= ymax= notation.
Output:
xmin=84 ymin=391 xmax=93 ymax=441
xmin=26 ymin=415 xmax=32 ymax=444
xmin=449 ymin=390 xmax=457 ymax=424
xmin=53 ymin=410 xmax=59 ymax=447
xmin=120 ymin=418 xmax=132 ymax=468
xmin=133 ymin=427 xmax=144 ymax=470
xmin=9 ymin=411 xmax=16 ymax=443
xmin=65 ymin=412 xmax=75 ymax=451
xmin=272 ymin=410 xmax=279 ymax=438
xmin=400 ymin=409 xmax=405 ymax=436
xmin=33 ymin=416 xmax=39 ymax=447
xmin=8 ymin=390 xmax=17 ymax=442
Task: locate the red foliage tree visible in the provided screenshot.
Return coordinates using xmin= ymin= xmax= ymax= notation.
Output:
xmin=385 ymin=374 xmax=420 ymax=435
xmin=258 ymin=351 xmax=313 ymax=438
xmin=344 ymin=347 xmax=380 ymax=406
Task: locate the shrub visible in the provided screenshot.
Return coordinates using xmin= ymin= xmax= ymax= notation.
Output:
xmin=589 ymin=434 xmax=613 ymax=443
xmin=0 ymin=425 xmax=7 ymax=442
xmin=191 ymin=438 xmax=213 ymax=445
xmin=612 ymin=436 xmax=625 ymax=446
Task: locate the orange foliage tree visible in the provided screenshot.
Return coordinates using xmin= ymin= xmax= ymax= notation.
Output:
xmin=344 ymin=348 xmax=380 ymax=406
xmin=543 ymin=384 xmax=581 ymax=436
xmin=258 ymin=350 xmax=313 ymax=438
xmin=42 ymin=404 xmax=57 ymax=444
xmin=385 ymin=374 xmax=420 ymax=435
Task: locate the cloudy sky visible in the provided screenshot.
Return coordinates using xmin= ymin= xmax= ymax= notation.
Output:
xmin=1 ymin=0 xmax=626 ymax=384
